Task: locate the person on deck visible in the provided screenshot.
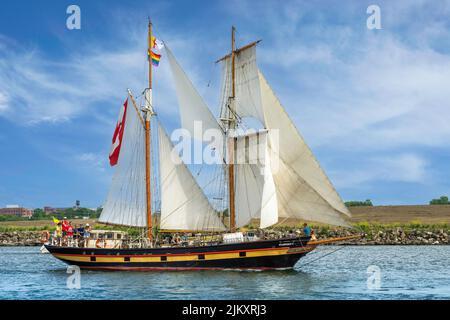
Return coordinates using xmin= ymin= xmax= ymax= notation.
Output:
xmin=62 ymin=218 xmax=69 ymax=236
xmin=84 ymin=224 xmax=91 ymax=239
xmin=303 ymin=223 xmax=311 ymax=237
xmin=77 ymin=224 xmax=85 ymax=247
xmin=66 ymin=223 xmax=74 ymax=246
xmin=310 ymin=230 xmax=317 ymax=241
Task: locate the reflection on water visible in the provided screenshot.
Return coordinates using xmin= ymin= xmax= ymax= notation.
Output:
xmin=0 ymin=246 xmax=449 ymax=299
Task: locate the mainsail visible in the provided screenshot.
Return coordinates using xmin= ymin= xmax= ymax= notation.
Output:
xmin=100 ymin=95 xmax=148 ymax=227
xmin=158 ymin=124 xmax=226 ymax=232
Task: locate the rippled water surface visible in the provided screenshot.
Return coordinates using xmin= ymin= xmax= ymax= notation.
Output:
xmin=1 ymin=246 xmax=449 ymax=299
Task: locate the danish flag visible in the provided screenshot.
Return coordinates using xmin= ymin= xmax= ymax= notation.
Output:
xmin=109 ymin=98 xmax=128 ymax=166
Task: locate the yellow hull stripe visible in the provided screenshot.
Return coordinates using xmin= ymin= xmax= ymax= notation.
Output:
xmin=53 ymin=248 xmax=297 ymax=263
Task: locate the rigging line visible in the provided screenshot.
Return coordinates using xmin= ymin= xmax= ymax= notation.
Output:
xmin=159 ymin=168 xmax=222 ymax=224
xmin=297 ymin=245 xmax=347 ymax=267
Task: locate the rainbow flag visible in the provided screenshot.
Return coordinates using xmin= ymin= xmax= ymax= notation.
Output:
xmin=148 ymin=49 xmax=161 ymax=67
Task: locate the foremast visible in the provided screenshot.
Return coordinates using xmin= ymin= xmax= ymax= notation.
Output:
xmin=228 ymin=26 xmax=237 ymax=233
xmin=145 ymin=20 xmax=154 ymax=241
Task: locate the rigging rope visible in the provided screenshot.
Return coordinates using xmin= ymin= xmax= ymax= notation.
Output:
xmin=297 ymin=245 xmax=347 ymax=267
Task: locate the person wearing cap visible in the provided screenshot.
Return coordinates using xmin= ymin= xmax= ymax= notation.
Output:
xmin=84 ymin=223 xmax=91 ymax=239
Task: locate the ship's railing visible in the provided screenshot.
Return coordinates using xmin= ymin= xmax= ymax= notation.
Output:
xmin=48 ymin=230 xmax=305 ymax=248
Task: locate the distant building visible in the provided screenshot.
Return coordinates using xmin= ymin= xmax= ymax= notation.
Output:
xmin=0 ymin=206 xmax=33 ymax=218
xmin=43 ymin=206 xmax=58 ymax=214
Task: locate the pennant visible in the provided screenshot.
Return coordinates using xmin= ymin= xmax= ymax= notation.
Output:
xmin=109 ymin=98 xmax=128 ymax=166
xmin=52 ymin=217 xmax=60 ymax=224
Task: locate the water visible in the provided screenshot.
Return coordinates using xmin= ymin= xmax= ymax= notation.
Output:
xmin=1 ymin=246 xmax=449 ymax=300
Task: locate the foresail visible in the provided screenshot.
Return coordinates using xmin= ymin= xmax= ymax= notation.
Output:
xmin=219 ymin=45 xmax=264 ymax=123
xmin=99 ymin=96 xmax=148 ymax=227
xmin=158 ymin=124 xmax=226 ymax=232
xmin=258 ymin=71 xmax=351 ymax=226
xmin=234 ymin=131 xmax=278 ymax=229
xmin=165 ymin=45 xmax=223 ymax=141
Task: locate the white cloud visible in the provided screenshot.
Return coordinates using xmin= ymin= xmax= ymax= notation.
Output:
xmin=312 ymin=35 xmax=450 ymax=150
xmin=0 ymin=39 xmax=146 ymax=124
xmin=332 ymin=153 xmax=429 ymax=189
xmin=77 ymin=152 xmax=107 ymax=172
xmin=0 ymin=91 xmax=8 ymax=112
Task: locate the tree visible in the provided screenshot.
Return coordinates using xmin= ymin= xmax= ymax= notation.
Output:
xmin=345 ymin=199 xmax=373 ymax=207
xmin=429 ymin=196 xmax=450 ymax=205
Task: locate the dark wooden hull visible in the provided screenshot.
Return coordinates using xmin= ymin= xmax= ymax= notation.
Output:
xmin=45 ymin=237 xmax=316 ymax=271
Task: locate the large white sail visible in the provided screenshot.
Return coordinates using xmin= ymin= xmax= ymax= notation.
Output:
xmin=258 ymin=71 xmax=351 ymax=226
xmin=165 ymin=45 xmax=223 ymax=141
xmin=234 ymin=130 xmax=278 ymax=228
xmin=99 ymin=96 xmax=148 ymax=227
xmin=219 ymin=45 xmax=264 ymax=123
xmin=158 ymin=124 xmax=226 ymax=232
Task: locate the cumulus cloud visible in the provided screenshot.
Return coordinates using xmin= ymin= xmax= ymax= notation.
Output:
xmin=332 ymin=153 xmax=429 ymax=189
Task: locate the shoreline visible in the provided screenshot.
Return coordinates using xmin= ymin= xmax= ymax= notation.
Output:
xmin=1 ymin=224 xmax=449 ymax=246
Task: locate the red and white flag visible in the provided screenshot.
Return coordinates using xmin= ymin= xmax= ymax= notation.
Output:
xmin=109 ymin=98 xmax=128 ymax=166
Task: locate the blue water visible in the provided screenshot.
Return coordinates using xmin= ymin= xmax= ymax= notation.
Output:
xmin=0 ymin=246 xmax=449 ymax=299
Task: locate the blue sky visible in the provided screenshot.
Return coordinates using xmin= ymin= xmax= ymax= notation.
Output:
xmin=1 ymin=0 xmax=450 ymax=208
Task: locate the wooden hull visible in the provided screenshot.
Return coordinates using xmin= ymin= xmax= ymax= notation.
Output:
xmin=45 ymin=237 xmax=316 ymax=271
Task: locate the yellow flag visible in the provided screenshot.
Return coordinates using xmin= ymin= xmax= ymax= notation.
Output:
xmin=52 ymin=217 xmax=60 ymax=224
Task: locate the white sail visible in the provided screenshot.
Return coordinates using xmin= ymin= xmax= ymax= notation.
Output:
xmin=234 ymin=131 xmax=278 ymax=228
xmin=159 ymin=124 xmax=226 ymax=232
xmin=99 ymin=96 xmax=148 ymax=227
xmin=258 ymin=71 xmax=351 ymax=226
xmin=219 ymin=45 xmax=264 ymax=123
xmin=165 ymin=45 xmax=223 ymax=141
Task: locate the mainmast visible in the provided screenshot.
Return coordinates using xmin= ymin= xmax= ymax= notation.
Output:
xmin=216 ymin=27 xmax=262 ymax=233
xmin=145 ymin=20 xmax=153 ymax=241
xmin=228 ymin=26 xmax=237 ymax=232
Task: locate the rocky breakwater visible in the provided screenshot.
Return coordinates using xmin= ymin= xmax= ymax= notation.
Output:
xmin=263 ymin=225 xmax=450 ymax=245
xmin=318 ymin=227 xmax=450 ymax=245
xmin=0 ymin=231 xmax=43 ymax=246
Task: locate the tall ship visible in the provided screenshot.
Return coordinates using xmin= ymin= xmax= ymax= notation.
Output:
xmin=45 ymin=22 xmax=357 ymax=271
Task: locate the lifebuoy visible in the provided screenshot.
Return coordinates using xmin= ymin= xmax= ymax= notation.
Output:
xmin=40 ymin=231 xmax=50 ymax=243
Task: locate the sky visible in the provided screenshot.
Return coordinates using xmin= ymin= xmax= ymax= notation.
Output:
xmin=1 ymin=0 xmax=450 ymax=208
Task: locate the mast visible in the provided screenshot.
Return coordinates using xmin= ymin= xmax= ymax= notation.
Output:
xmin=228 ymin=26 xmax=236 ymax=232
xmin=145 ymin=20 xmax=153 ymax=241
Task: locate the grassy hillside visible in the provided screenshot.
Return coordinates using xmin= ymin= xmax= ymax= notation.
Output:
xmin=349 ymin=205 xmax=450 ymax=224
